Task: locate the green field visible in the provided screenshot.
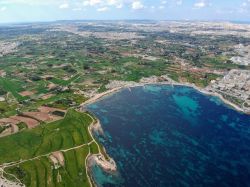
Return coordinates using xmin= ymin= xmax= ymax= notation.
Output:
xmin=0 ymin=109 xmax=100 ymax=187
xmin=0 ymin=77 xmax=26 ymax=101
xmin=50 ymin=74 xmax=80 ymax=86
xmin=0 ymin=20 xmax=249 ymax=187
xmin=4 ymin=146 xmax=91 ymax=187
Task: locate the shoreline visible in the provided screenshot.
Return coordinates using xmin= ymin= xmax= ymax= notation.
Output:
xmin=81 ymin=81 xmax=248 ymax=115
xmin=83 ymin=80 xmax=249 ymax=186
xmin=86 ymin=154 xmax=118 ymax=187
xmin=85 ymin=113 xmax=117 ymax=187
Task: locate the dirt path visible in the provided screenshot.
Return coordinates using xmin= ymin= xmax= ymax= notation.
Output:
xmin=85 ymin=147 xmax=93 ymax=187
xmin=86 ymin=113 xmax=101 ymax=154
xmin=0 ymin=114 xmax=102 ymax=187
xmin=0 ymin=141 xmax=92 ymax=169
xmin=0 ymin=110 xmax=114 ymax=187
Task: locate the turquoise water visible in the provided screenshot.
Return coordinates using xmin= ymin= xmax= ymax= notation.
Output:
xmin=87 ymin=85 xmax=250 ymax=187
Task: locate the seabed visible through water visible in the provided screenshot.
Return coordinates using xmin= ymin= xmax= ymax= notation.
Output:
xmin=87 ymin=85 xmax=250 ymax=187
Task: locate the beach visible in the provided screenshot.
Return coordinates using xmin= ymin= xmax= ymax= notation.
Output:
xmin=82 ymin=77 xmax=249 ymax=186
xmin=86 ymin=84 xmax=250 ymax=187
xmin=81 ymin=78 xmax=249 ymax=115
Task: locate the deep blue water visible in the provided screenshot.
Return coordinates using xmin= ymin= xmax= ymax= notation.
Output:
xmin=87 ymin=85 xmax=250 ymax=187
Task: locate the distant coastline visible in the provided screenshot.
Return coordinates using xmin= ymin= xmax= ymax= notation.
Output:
xmin=231 ymin=21 xmax=250 ymax=25
xmin=1 ymin=20 xmax=250 ymax=26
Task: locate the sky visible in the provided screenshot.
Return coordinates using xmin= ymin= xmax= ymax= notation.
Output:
xmin=0 ymin=0 xmax=250 ymax=23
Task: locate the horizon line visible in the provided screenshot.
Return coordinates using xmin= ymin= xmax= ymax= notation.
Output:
xmin=0 ymin=19 xmax=249 ymax=25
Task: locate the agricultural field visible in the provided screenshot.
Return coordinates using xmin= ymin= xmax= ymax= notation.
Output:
xmin=0 ymin=21 xmax=249 ymax=119
xmin=0 ymin=20 xmax=250 ymax=186
xmin=0 ymin=109 xmax=100 ymax=187
xmin=4 ymin=146 xmax=92 ymax=187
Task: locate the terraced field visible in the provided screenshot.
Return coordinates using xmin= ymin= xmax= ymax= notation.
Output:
xmin=0 ymin=109 xmax=100 ymax=187
xmin=4 ymin=146 xmax=92 ymax=187
xmin=0 ymin=77 xmax=26 ymax=101
xmin=50 ymin=74 xmax=81 ymax=86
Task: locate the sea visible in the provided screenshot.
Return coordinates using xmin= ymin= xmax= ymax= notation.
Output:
xmin=87 ymin=85 xmax=250 ymax=187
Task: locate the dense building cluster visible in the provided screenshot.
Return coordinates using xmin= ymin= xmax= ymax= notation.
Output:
xmin=208 ymin=69 xmax=250 ymax=110
xmin=230 ymin=44 xmax=250 ymax=66
xmin=0 ymin=42 xmax=19 ymax=56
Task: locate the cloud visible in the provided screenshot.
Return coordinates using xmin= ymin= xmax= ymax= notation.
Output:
xmin=159 ymin=0 xmax=183 ymax=8
xmin=158 ymin=5 xmax=165 ymax=9
xmin=0 ymin=6 xmax=6 ymax=11
xmin=239 ymin=0 xmax=250 ymax=13
xmin=106 ymin=0 xmax=118 ymax=6
xmin=194 ymin=1 xmax=208 ymax=9
xmin=0 ymin=0 xmax=61 ymax=6
xmin=83 ymin=0 xmax=102 ymax=6
xmin=176 ymin=0 xmax=182 ymax=6
xmin=2 ymin=0 xmax=123 ymax=10
xmin=72 ymin=7 xmax=83 ymax=11
xmin=132 ymin=1 xmax=144 ymax=10
xmin=116 ymin=3 xmax=123 ymax=8
xmin=59 ymin=3 xmax=69 ymax=9
xmin=106 ymin=0 xmax=123 ymax=8
xmin=161 ymin=0 xmax=167 ymax=5
xmin=0 ymin=0 xmax=134 ymax=11
xmin=97 ymin=6 xmax=108 ymax=11
xmin=242 ymin=2 xmax=247 ymax=7
xmin=241 ymin=0 xmax=250 ymax=7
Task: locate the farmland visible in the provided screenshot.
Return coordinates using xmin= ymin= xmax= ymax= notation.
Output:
xmin=0 ymin=20 xmax=250 ymax=186
xmin=0 ymin=21 xmax=250 ymax=118
xmin=0 ymin=109 xmax=100 ymax=187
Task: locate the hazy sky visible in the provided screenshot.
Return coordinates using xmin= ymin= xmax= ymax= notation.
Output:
xmin=0 ymin=0 xmax=249 ymax=23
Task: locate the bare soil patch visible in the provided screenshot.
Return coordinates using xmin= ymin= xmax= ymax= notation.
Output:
xmin=10 ymin=116 xmax=39 ymax=129
xmin=0 ymin=118 xmax=19 ymax=125
xmin=19 ymin=91 xmax=36 ymax=97
xmin=38 ymin=106 xmax=66 ymax=113
xmin=23 ymin=112 xmax=53 ymax=122
xmin=41 ymin=94 xmax=55 ymax=100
